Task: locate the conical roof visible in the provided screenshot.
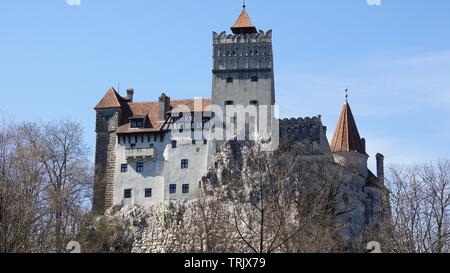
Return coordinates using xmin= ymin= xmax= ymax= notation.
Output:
xmin=331 ymin=102 xmax=366 ymax=154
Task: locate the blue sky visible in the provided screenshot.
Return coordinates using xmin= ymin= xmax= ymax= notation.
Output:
xmin=0 ymin=0 xmax=449 ymax=170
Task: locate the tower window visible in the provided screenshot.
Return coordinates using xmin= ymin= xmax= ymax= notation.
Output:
xmin=169 ymin=184 xmax=177 ymax=194
xmin=182 ymin=184 xmax=190 ymax=194
xmin=136 ymin=162 xmax=144 ymax=173
xmin=145 ymin=188 xmax=152 ymax=198
xmin=124 ymin=189 xmax=132 ymax=199
xmin=251 ymin=76 xmax=259 ymax=82
xmin=172 ymin=140 xmax=177 ymax=148
xmin=225 ymin=100 xmax=234 ymax=106
xmin=226 ymin=77 xmax=233 ymax=83
xmin=121 ymin=164 xmax=128 ymax=173
xmin=250 ymin=100 xmax=259 ymax=105
xmin=181 ymin=159 xmax=189 ymax=169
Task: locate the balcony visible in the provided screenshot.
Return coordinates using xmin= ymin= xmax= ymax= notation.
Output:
xmin=126 ymin=147 xmax=155 ymax=160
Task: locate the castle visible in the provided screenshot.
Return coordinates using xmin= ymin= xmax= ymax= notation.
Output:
xmin=93 ymin=5 xmax=390 ymax=240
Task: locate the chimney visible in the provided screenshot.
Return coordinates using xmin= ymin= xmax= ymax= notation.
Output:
xmin=126 ymin=88 xmax=134 ymax=102
xmin=159 ymin=93 xmax=171 ymax=121
xmin=376 ymin=153 xmax=385 ymax=185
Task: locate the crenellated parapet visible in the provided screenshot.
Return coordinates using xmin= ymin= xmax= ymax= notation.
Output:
xmin=212 ymin=30 xmax=273 ymax=72
xmin=213 ymin=30 xmax=272 ymax=44
xmin=279 ymin=116 xmax=330 ymax=152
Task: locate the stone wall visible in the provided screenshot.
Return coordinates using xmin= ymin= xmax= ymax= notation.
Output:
xmin=93 ymin=109 xmax=120 ymax=214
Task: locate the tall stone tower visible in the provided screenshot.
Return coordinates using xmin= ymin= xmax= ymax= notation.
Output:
xmin=93 ymin=87 xmax=126 ymax=214
xmin=212 ymin=5 xmax=275 ymax=114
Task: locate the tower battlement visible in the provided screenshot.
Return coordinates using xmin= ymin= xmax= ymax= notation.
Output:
xmin=213 ymin=30 xmax=272 ymax=44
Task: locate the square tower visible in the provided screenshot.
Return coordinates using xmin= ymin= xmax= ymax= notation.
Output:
xmin=212 ymin=6 xmax=275 ymax=113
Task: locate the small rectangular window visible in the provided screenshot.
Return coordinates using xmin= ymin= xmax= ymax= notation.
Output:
xmin=169 ymin=184 xmax=177 ymax=194
xmin=251 ymin=76 xmax=259 ymax=82
xmin=172 ymin=140 xmax=177 ymax=148
xmin=136 ymin=162 xmax=144 ymax=173
xmin=131 ymin=119 xmax=143 ymax=128
xmin=182 ymin=184 xmax=190 ymax=194
xmin=226 ymin=77 xmax=233 ymax=83
xmin=225 ymin=101 xmax=234 ymax=106
xmin=250 ymin=100 xmax=259 ymax=106
xmin=203 ymin=139 xmax=208 ymax=145
xmin=121 ymin=164 xmax=128 ymax=173
xmin=192 ymin=139 xmax=196 ymax=145
xmin=124 ymin=189 xmax=132 ymax=199
xmin=145 ymin=188 xmax=152 ymax=198
xmin=181 ymin=159 xmax=189 ymax=169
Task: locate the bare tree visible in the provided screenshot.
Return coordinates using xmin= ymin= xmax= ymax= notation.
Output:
xmin=383 ymin=159 xmax=450 ymax=253
xmin=0 ymin=117 xmax=92 ymax=253
xmin=202 ymin=140 xmax=350 ymax=253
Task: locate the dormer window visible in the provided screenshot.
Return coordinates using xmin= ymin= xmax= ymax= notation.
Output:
xmin=131 ymin=118 xmax=144 ymax=128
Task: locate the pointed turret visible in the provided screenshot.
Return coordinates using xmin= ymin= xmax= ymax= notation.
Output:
xmin=331 ymin=101 xmax=366 ymax=154
xmin=231 ymin=4 xmax=257 ymax=34
xmin=331 ymin=97 xmax=369 ymax=178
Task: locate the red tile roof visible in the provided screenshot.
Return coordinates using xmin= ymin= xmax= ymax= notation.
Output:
xmin=115 ymin=98 xmax=212 ymax=134
xmin=94 ymin=87 xmax=124 ymax=109
xmin=331 ymin=102 xmax=366 ymax=154
xmin=231 ymin=7 xmax=257 ymax=34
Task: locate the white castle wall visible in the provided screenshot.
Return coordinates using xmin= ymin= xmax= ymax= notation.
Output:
xmin=113 ymin=133 xmax=210 ymax=207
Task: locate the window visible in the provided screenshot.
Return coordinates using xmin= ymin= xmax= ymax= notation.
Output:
xmin=250 ymin=100 xmax=259 ymax=106
xmin=203 ymin=139 xmax=208 ymax=145
xmin=226 ymin=77 xmax=233 ymax=83
xmin=145 ymin=188 xmax=152 ymax=198
xmin=121 ymin=164 xmax=128 ymax=173
xmin=225 ymin=100 xmax=234 ymax=106
xmin=192 ymin=139 xmax=196 ymax=145
xmin=130 ymin=143 xmax=136 ymax=148
xmin=124 ymin=189 xmax=132 ymax=199
xmin=169 ymin=184 xmax=177 ymax=194
xmin=131 ymin=119 xmax=144 ymax=128
xmin=181 ymin=159 xmax=189 ymax=169
xmin=182 ymin=184 xmax=190 ymax=194
xmin=136 ymin=162 xmax=144 ymax=173
xmin=251 ymin=76 xmax=258 ymax=82
xmin=172 ymin=140 xmax=177 ymax=149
